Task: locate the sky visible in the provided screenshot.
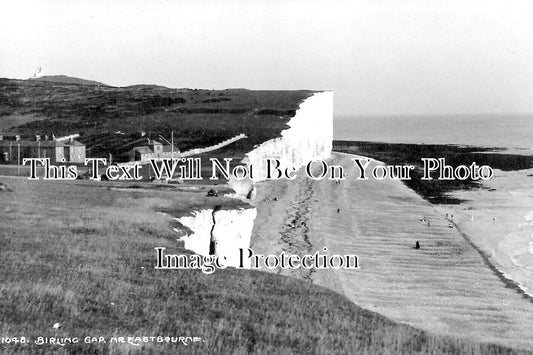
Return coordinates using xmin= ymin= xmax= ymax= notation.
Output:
xmin=1 ymin=0 xmax=532 ymax=116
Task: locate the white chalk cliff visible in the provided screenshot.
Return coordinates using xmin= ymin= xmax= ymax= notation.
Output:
xmin=175 ymin=209 xmax=214 ymax=256
xmin=212 ymin=208 xmax=257 ymax=267
xmin=177 ymin=208 xmax=257 ymax=268
xmin=230 ymin=91 xmax=334 ymax=196
xmin=176 ymin=91 xmax=333 ymax=268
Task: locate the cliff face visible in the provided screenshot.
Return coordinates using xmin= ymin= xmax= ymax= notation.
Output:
xmin=176 ymin=91 xmax=333 ymax=266
xmin=177 ymin=208 xmax=257 ymax=268
xmin=212 ymin=208 xmax=257 ymax=268
xmin=229 ymin=91 xmax=333 ymax=196
xmin=175 ymin=209 xmax=214 ymax=256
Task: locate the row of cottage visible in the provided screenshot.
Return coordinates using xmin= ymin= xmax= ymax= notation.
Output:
xmin=1 ymin=132 xmax=246 ymax=165
xmin=0 ymin=134 xmax=86 ymax=163
xmin=0 ymin=134 xmax=178 ymax=165
xmin=0 ymin=133 xmax=176 ymax=165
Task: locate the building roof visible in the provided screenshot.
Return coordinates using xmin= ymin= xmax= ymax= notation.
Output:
xmin=133 ymin=146 xmax=153 ymax=154
xmin=0 ymin=140 xmax=64 ymax=148
xmin=0 ymin=139 xmax=85 ymax=148
xmin=64 ymin=140 xmax=85 ymax=147
xmin=162 ymin=145 xmax=179 ymax=153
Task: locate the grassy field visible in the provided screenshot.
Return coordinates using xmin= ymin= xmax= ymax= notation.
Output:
xmin=0 ymin=177 xmax=528 ymax=354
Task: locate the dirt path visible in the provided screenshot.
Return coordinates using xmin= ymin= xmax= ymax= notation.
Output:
xmin=252 ymin=152 xmax=533 ymax=350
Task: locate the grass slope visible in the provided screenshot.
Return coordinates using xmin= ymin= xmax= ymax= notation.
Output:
xmin=0 ymin=178 xmax=527 ymax=354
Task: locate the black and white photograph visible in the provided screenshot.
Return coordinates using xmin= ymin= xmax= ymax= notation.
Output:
xmin=1 ymin=0 xmax=532 ymax=353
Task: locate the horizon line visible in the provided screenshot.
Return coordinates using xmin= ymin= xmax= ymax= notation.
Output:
xmin=335 ymin=112 xmax=533 ymax=117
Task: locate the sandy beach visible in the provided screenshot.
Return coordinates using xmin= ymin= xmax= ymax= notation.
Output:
xmin=252 ymin=152 xmax=533 ymax=351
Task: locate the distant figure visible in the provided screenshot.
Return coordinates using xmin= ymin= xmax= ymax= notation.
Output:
xmin=273 ymin=197 xmax=278 ymax=201
xmin=450 ymin=214 xmax=453 ymax=220
xmin=337 ymin=208 xmax=340 ymax=213
xmin=493 ymin=217 xmax=496 ymax=223
xmin=415 ymin=241 xmax=420 ymax=249
xmin=446 ymin=213 xmax=448 ymax=218
xmin=206 ymin=189 xmax=218 ymax=197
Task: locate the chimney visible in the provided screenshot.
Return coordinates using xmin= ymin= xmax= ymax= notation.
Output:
xmin=15 ymin=135 xmax=20 ymax=141
xmin=35 ymin=135 xmax=40 ymax=142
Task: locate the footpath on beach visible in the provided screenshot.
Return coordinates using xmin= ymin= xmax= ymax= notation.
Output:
xmin=251 ymin=152 xmax=533 ymax=351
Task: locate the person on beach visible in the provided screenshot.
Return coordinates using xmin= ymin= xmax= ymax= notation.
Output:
xmin=415 ymin=241 xmax=420 ymax=249
xmin=337 ymin=208 xmax=340 ymax=213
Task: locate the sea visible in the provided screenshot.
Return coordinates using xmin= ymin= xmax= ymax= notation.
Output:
xmin=334 ymin=114 xmax=533 ymax=150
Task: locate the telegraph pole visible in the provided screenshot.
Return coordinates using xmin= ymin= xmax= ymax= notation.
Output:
xmin=171 ymin=131 xmax=174 ymax=179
